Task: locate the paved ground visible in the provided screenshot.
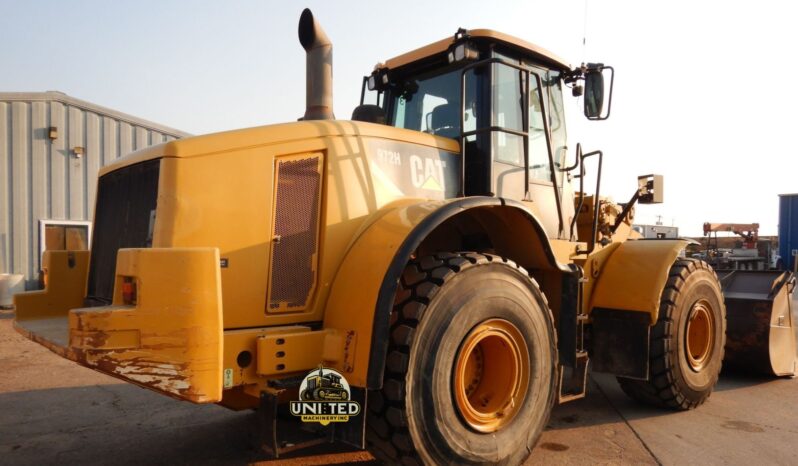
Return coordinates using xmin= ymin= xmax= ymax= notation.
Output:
xmin=1 ymin=311 xmax=797 ymax=466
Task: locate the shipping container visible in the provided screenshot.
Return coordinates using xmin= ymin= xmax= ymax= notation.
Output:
xmin=778 ymin=194 xmax=798 ymax=271
xmin=0 ymin=91 xmax=189 ymax=288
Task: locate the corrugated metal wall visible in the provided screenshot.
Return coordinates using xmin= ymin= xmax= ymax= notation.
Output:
xmin=0 ymin=92 xmax=189 ymax=287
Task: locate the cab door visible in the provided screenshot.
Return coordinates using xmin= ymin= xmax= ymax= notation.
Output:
xmin=478 ymin=58 xmax=564 ymax=239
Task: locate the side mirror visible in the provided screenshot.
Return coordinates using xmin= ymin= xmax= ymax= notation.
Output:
xmin=638 ymin=174 xmax=663 ymax=204
xmin=583 ymin=64 xmax=614 ymax=120
xmin=584 ymin=71 xmax=604 ymax=118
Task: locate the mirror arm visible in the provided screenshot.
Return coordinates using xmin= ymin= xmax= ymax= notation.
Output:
xmin=602 ymin=65 xmax=615 ymax=120
xmin=611 ymin=189 xmax=641 ymax=234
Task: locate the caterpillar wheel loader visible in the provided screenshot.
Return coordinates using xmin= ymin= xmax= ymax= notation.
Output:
xmin=13 ymin=9 xmax=796 ymax=465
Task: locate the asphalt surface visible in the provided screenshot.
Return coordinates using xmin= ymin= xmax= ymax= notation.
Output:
xmin=2 ymin=310 xmax=797 ymax=466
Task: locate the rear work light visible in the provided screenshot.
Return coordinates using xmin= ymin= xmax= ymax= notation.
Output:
xmin=121 ymin=277 xmax=137 ymax=305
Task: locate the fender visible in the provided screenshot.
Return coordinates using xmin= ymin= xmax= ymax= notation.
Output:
xmin=589 ymin=239 xmax=688 ymax=324
xmin=323 ymin=196 xmax=570 ymax=388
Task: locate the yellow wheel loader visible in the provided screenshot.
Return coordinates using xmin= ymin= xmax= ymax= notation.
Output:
xmin=13 ymin=9 xmax=796 ymax=465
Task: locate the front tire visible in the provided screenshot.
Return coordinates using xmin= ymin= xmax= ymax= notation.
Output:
xmin=366 ymin=252 xmax=557 ymax=465
xmin=618 ymin=259 xmax=726 ymax=410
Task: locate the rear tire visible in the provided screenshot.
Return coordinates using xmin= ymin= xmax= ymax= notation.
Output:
xmin=618 ymin=259 xmax=726 ymax=410
xmin=366 ymin=252 xmax=557 ymax=465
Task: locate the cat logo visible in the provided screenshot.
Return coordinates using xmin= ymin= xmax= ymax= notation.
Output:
xmin=290 ymin=366 xmax=361 ymax=425
xmin=410 ymin=154 xmax=447 ymax=192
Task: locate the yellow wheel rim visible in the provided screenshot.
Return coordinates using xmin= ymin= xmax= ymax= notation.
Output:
xmin=685 ymin=299 xmax=715 ymax=372
xmin=453 ymin=319 xmax=530 ymax=433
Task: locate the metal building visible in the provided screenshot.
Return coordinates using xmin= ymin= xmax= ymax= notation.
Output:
xmin=0 ymin=91 xmax=189 ymax=289
xmin=632 ymin=224 xmax=679 ymax=239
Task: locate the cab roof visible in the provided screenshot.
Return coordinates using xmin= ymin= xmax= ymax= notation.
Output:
xmin=381 ymin=29 xmax=572 ymax=72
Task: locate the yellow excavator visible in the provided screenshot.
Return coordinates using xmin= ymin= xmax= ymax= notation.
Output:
xmin=13 ymin=9 xmax=796 ymax=464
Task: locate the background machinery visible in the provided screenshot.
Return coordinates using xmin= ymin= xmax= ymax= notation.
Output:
xmin=13 ymin=9 xmax=796 ymax=465
xmin=702 ymin=222 xmax=774 ymax=270
xmin=700 ymin=222 xmax=795 ymax=376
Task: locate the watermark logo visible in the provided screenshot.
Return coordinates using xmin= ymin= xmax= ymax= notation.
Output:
xmin=290 ymin=366 xmax=360 ymax=425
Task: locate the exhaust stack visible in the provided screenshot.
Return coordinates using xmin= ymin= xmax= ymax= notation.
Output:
xmin=298 ymin=9 xmax=334 ymax=120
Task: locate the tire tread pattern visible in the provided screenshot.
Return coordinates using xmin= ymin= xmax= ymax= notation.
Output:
xmin=617 ymin=258 xmax=726 ymax=410
xmin=365 ymin=252 xmax=536 ymax=464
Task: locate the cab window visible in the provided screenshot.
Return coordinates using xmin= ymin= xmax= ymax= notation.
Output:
xmin=546 ymin=71 xmax=568 ymax=186
xmin=391 ymin=69 xmax=466 ymax=140
xmin=492 ymin=63 xmax=525 ymax=166
xmin=528 ymin=77 xmax=551 ymax=182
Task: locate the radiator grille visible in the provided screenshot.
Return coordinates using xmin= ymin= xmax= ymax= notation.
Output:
xmin=268 ymin=154 xmax=323 ymax=312
xmin=85 ymin=159 xmax=160 ymax=306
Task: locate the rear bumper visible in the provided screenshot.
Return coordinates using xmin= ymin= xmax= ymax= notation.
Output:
xmin=14 ymin=248 xmax=223 ymax=403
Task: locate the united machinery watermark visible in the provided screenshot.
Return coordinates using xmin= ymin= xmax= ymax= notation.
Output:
xmin=290 ymin=366 xmax=361 ymax=425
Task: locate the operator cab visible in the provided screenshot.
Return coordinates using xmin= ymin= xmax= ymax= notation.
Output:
xmin=357 ymin=29 xmax=613 ymax=240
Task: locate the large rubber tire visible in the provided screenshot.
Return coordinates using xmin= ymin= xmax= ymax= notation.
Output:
xmin=618 ymin=259 xmax=726 ymax=410
xmin=366 ymin=252 xmax=557 ymax=466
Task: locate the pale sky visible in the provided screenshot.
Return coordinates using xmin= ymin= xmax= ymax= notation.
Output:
xmin=2 ymin=0 xmax=796 ymax=236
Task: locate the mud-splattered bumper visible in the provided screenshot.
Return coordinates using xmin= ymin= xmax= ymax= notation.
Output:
xmin=14 ymin=248 xmax=223 ymax=403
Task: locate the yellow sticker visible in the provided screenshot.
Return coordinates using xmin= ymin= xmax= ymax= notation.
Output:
xmin=223 ymin=368 xmax=234 ymax=388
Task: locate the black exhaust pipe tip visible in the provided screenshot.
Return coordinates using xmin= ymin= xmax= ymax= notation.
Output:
xmin=298 ymin=8 xmax=316 ymax=51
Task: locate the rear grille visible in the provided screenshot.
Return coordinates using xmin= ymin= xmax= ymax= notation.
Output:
xmin=85 ymin=159 xmax=161 ymax=306
xmin=267 ymin=154 xmax=323 ymax=312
